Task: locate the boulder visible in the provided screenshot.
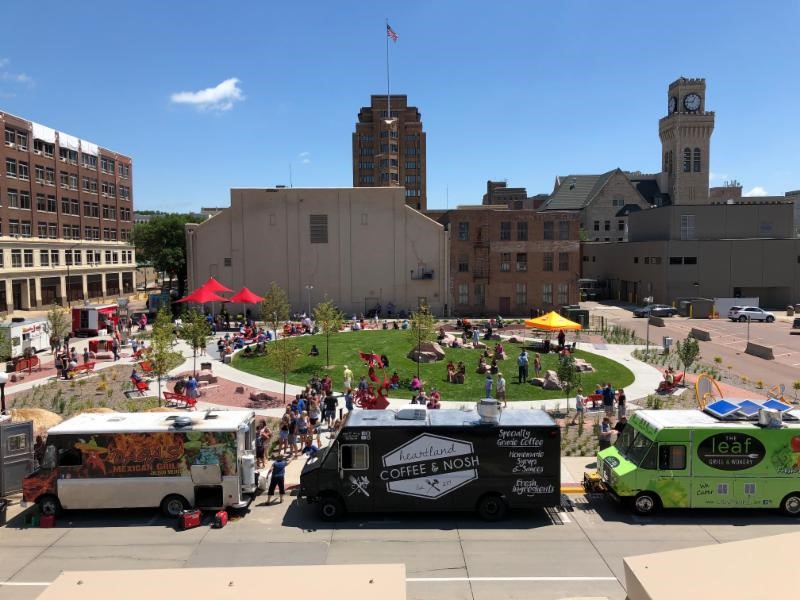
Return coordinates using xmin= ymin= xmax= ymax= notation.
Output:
xmin=574 ymin=359 xmax=594 ymax=372
xmin=530 ymin=378 xmax=544 ymax=387
xmin=418 ymin=341 xmax=446 ymax=360
xmin=407 ymin=349 xmax=439 ymax=363
xmin=542 ymin=370 xmax=561 ymax=390
xmin=441 ymin=334 xmax=456 ymax=346
xmin=508 ymin=336 xmax=519 ymax=343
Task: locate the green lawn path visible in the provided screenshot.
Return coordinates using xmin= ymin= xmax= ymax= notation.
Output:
xmin=232 ymin=330 xmax=634 ymax=402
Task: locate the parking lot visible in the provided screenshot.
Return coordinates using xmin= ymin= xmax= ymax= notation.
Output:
xmin=3 ymin=458 xmax=800 ymax=600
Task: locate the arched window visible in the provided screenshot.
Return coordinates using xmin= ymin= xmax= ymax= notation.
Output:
xmin=683 ymin=148 xmax=691 ymax=172
xmin=693 ymin=148 xmax=701 ymax=172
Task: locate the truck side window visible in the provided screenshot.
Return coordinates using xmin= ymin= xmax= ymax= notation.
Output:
xmin=658 ymin=445 xmax=686 ymax=470
xmin=340 ymin=444 xmax=368 ymax=470
xmin=57 ymin=448 xmax=83 ymax=467
xmin=639 ymin=446 xmax=658 ymax=470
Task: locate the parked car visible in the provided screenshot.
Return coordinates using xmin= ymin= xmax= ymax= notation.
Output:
xmin=633 ymin=304 xmax=678 ymax=318
xmin=728 ymin=306 xmax=775 ymax=322
xmin=791 ymin=318 xmax=800 ymax=334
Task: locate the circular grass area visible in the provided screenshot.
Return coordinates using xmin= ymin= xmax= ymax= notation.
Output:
xmin=232 ymin=330 xmax=634 ymax=402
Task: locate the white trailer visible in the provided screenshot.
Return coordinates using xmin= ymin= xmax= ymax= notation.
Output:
xmin=0 ymin=317 xmax=50 ymax=359
xmin=23 ymin=410 xmax=258 ymax=517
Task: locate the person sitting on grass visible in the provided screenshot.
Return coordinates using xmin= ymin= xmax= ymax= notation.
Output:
xmin=494 ymin=342 xmax=505 ymax=360
xmin=446 ymin=360 xmax=456 ymax=383
xmin=309 ymin=344 xmax=320 ymax=357
xmin=389 ymin=372 xmax=400 ymax=389
xmin=455 ymin=362 xmax=466 ymax=384
xmin=476 ymin=356 xmax=488 ymax=374
xmin=410 ymin=375 xmax=421 ymax=391
xmin=427 ymin=389 xmax=441 ymax=409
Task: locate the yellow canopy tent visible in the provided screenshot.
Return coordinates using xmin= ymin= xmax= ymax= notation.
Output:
xmin=523 ymin=311 xmax=582 ymax=331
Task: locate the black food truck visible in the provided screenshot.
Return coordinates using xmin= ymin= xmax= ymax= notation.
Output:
xmin=299 ymin=400 xmax=561 ymax=521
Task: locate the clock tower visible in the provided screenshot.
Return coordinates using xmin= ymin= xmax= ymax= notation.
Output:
xmin=659 ymin=77 xmax=714 ymax=205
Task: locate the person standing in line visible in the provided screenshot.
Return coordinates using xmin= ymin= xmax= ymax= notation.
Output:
xmin=557 ymin=329 xmax=566 ymax=349
xmin=324 ymin=392 xmax=338 ymax=428
xmin=599 ymin=417 xmax=613 ymax=450
xmin=82 ymin=347 xmax=90 ymax=364
xmin=602 ymin=383 xmax=615 ymax=418
xmin=616 ymin=388 xmax=627 ymax=419
xmin=344 ymin=388 xmax=354 ymax=413
xmin=111 ymin=337 xmax=120 ymax=361
xmin=343 ymin=365 xmax=353 ymax=390
xmin=517 ymin=350 xmax=529 ymax=384
xmin=484 ymin=373 xmax=493 ymax=398
xmin=571 ymin=387 xmax=585 ymax=426
xmin=186 ymin=374 xmax=199 ymax=401
xmin=267 ymin=454 xmax=287 ymax=504
xmin=495 ymin=372 xmax=507 ymax=408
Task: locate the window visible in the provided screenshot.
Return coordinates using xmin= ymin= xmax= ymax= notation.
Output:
xmin=59 ymin=148 xmax=78 ymax=163
xmin=16 ymin=132 xmax=28 ymax=149
xmin=405 ymin=146 xmax=415 ymax=155
xmin=359 ymin=162 xmax=373 ymax=170
xmin=11 ymin=249 xmax=21 ymax=268
xmin=593 ymin=221 xmax=600 ymax=231
xmin=618 ymin=220 xmax=625 ymax=232
xmin=6 ymin=158 xmax=16 ymax=177
xmin=101 ymin=156 xmax=115 ymax=173
xmin=120 ymin=185 xmax=130 ymax=199
xmin=20 ymin=220 xmax=31 ymax=237
xmin=71 ymin=200 xmax=80 ymax=215
xmin=404 ymin=175 xmax=417 ymax=184
xmin=82 ymin=153 xmax=97 ymax=169
xmin=223 ymin=257 xmax=232 ymax=267
xmin=558 ymin=252 xmax=569 ymax=271
xmin=4 ymin=128 xmax=14 ymax=146
xmin=500 ymin=221 xmax=511 ymax=240
xmin=516 ymin=283 xmax=527 ymax=306
xmin=38 ymin=222 xmax=48 ymax=238
xmin=543 ymin=253 xmax=553 ymax=272
xmin=36 ymin=194 xmax=47 ymax=212
xmin=499 ymin=253 xmax=511 ymax=272
xmin=40 ymin=249 xmax=49 ymax=267
xmin=7 ymin=189 xmax=18 ymax=207
xmin=559 ymin=220 xmax=570 ymax=240
xmin=517 ymin=221 xmax=528 ymax=241
xmin=759 ymin=222 xmax=774 ymax=236
xmin=34 ymin=139 xmax=54 ymax=157
xmin=683 ymin=147 xmax=691 ymax=172
xmin=474 ymin=283 xmax=485 ymax=306
xmin=69 ymin=174 xmax=78 ymax=189
xmin=604 ymin=220 xmax=610 ymax=231
xmin=644 ymin=257 xmax=650 ymax=265
xmin=35 ymin=165 xmax=45 ymax=183
xmin=457 ymin=222 xmax=469 ymax=241
xmin=458 ymin=283 xmax=469 ymax=305
xmin=516 ymin=253 xmax=527 ymax=272
xmin=23 ymin=249 xmax=33 ymax=268
xmin=683 ymin=256 xmax=697 ymax=265
xmin=633 ymin=257 xmax=639 ymax=264
xmin=118 ymin=163 xmax=130 ymax=178
xmin=457 ymin=255 xmax=469 ymax=272
xmin=558 ymin=283 xmax=569 ymax=305
xmin=102 ymin=205 xmax=116 ymax=220
xmin=693 ymin=148 xmax=701 ymax=172
xmin=542 ymin=283 xmax=553 ymax=305
xmin=612 ymin=195 xmax=624 ymax=207
xmin=51 ymin=250 xmax=59 ymax=266
xmin=340 ymin=444 xmax=369 ymax=469
xmin=405 ymin=161 xmax=416 ymax=169
xmin=309 ymin=214 xmax=328 ymax=243
xmin=744 ymin=483 xmax=756 ymax=495
xmin=359 ymin=135 xmax=374 ymax=143
xmin=541 ymin=221 xmax=553 ymax=240
xmin=680 ymin=214 xmax=695 ymax=240
xmin=18 ymin=161 xmax=28 ymax=180
xmin=105 ymin=250 xmax=112 ymax=264
xmin=9 ymin=220 xmax=20 ymax=236
xmin=658 ymin=445 xmax=686 ymax=470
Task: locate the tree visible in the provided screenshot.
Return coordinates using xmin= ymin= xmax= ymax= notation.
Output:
xmin=0 ymin=329 xmax=11 ymax=362
xmin=313 ymin=298 xmax=344 ymax=367
xmin=675 ymin=336 xmax=701 ymax=381
xmin=178 ymin=309 xmax=212 ymax=375
xmin=47 ymin=306 xmax=70 ymax=343
xmin=268 ymin=337 xmax=303 ymax=402
xmin=407 ymin=305 xmax=437 ymax=377
xmin=261 ymin=282 xmax=290 ymax=340
xmin=147 ymin=307 xmax=183 ymax=404
xmin=557 ymin=355 xmax=581 ymax=411
xmin=132 ymin=214 xmax=202 ymax=298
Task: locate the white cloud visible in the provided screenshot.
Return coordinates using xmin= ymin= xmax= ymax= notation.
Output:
xmin=298 ymin=151 xmax=311 ymax=165
xmin=170 ymin=77 xmax=244 ymax=112
xmin=744 ymin=186 xmax=768 ymax=197
xmin=0 ymin=58 xmax=33 ymax=87
xmin=709 ymin=171 xmax=729 ymax=183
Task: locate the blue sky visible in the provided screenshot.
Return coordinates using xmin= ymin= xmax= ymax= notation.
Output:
xmin=2 ymin=1 xmax=798 ymax=211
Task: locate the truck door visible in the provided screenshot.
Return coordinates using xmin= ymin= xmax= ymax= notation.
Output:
xmin=338 ymin=443 xmax=373 ymax=512
xmin=0 ymin=421 xmax=34 ymax=495
xmin=655 ymin=443 xmax=691 ymax=509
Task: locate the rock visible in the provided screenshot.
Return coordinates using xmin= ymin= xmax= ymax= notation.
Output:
xmin=418 ymin=341 xmax=446 ymax=360
xmin=574 ymin=359 xmax=594 ymax=372
xmin=508 ymin=336 xmax=519 ymax=343
xmin=542 ymin=370 xmax=561 ymax=390
xmin=406 ymin=349 xmax=439 ymax=363
xmin=530 ymin=378 xmax=544 ymax=387
xmin=442 ymin=334 xmax=456 ymax=345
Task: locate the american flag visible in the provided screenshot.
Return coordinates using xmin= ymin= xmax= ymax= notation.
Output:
xmin=387 ymin=24 xmax=398 ymax=42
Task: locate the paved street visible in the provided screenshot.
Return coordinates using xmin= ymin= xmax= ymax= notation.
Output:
xmin=3 ymin=456 xmax=800 ymax=599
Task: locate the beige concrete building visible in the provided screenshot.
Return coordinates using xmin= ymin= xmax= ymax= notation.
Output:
xmin=582 ymin=202 xmax=800 ymax=307
xmin=186 ymin=187 xmax=448 ymax=316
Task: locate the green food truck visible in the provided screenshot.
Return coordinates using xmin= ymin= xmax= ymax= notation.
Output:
xmin=597 ymin=400 xmax=800 ymax=515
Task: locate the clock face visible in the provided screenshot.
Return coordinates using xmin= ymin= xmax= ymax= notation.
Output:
xmin=668 ymin=96 xmax=677 ymax=113
xmin=683 ymin=93 xmax=701 ymax=112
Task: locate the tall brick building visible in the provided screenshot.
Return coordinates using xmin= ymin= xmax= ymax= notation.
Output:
xmin=352 ymin=95 xmax=426 ymax=211
xmin=439 ymin=207 xmax=581 ymax=316
xmin=1 ymin=111 xmax=135 ymax=311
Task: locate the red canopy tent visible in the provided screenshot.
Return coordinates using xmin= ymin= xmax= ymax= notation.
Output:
xmin=175 ymin=288 xmax=229 ymax=304
xmin=199 ymin=276 xmax=233 ymax=295
xmin=228 ymin=287 xmax=264 ymax=304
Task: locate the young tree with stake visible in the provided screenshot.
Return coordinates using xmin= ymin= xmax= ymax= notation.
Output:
xmin=178 ymin=309 xmax=212 ymax=374
xmin=313 ymin=298 xmax=344 ymax=367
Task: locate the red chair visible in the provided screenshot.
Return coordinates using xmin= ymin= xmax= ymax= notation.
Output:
xmin=163 ymin=392 xmax=197 ymax=410
xmin=130 ymin=378 xmax=150 ymax=396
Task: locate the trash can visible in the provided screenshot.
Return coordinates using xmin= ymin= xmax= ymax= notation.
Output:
xmin=0 ymin=499 xmax=8 ymax=526
xmin=200 ymin=362 xmax=212 ymax=371
xmin=89 ymin=340 xmax=99 ymax=353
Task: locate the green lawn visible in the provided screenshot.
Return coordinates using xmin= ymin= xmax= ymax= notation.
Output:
xmin=232 ymin=330 xmax=634 ymax=402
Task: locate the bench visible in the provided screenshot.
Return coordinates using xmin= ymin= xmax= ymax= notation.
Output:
xmin=130 ymin=378 xmax=150 ymax=396
xmin=69 ymin=362 xmax=96 ymax=378
xmin=586 ymin=393 xmax=604 ymax=410
xmin=14 ymin=356 xmax=41 ymax=373
xmin=163 ymin=391 xmax=197 ymax=410
xmin=139 ymin=360 xmax=154 ymax=374
xmin=657 ymin=372 xmax=684 ymax=393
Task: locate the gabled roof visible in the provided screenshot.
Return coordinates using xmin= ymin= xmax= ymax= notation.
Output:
xmin=542 ymin=169 xmax=619 ymax=210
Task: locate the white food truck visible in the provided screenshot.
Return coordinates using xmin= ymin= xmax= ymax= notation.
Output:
xmin=0 ymin=317 xmax=51 ymax=359
xmin=23 ymin=410 xmax=258 ymax=517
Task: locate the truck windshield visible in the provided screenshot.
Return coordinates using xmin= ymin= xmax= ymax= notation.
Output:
xmin=615 ymin=427 xmax=654 ymax=466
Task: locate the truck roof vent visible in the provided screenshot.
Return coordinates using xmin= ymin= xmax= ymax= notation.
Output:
xmin=172 ymin=416 xmax=194 ymax=428
xmin=476 ymin=398 xmax=502 ymax=424
xmin=395 ymin=406 xmax=427 ymax=420
xmin=11 ymin=317 xmax=25 ymax=323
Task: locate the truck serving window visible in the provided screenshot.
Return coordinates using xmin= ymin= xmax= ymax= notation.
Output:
xmin=340 ymin=444 xmax=368 ymax=470
xmin=658 ymin=445 xmax=687 ymax=470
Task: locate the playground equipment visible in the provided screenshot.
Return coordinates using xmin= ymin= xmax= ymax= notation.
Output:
xmin=695 ymin=373 xmax=724 ymax=409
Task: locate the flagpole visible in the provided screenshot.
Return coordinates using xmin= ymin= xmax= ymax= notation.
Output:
xmin=385 ymin=18 xmax=391 ymax=121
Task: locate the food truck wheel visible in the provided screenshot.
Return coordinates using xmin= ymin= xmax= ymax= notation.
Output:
xmin=318 ymin=495 xmax=345 ymax=521
xmin=632 ymin=492 xmax=660 ymax=515
xmin=38 ymin=495 xmax=62 ymax=517
xmin=477 ymin=493 xmax=508 ymax=522
xmin=780 ymin=493 xmax=800 ymax=516
xmin=160 ymin=494 xmax=189 ymax=517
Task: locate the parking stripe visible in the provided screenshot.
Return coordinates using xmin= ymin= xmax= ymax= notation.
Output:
xmin=407 ymin=576 xmax=617 ymax=582
xmin=0 ymin=582 xmax=51 ymax=586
